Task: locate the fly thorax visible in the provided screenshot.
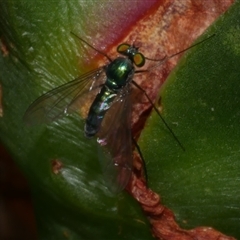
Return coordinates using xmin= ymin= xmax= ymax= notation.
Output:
xmin=105 ymin=57 xmax=134 ymax=90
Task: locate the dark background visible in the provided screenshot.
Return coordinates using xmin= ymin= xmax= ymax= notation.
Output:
xmin=0 ymin=143 xmax=37 ymax=240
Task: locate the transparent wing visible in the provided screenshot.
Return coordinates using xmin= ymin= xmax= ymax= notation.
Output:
xmin=97 ymin=85 xmax=132 ymax=193
xmin=24 ymin=67 xmax=106 ymax=125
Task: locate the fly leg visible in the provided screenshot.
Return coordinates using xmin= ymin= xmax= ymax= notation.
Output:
xmin=132 ymin=80 xmax=185 ymax=151
xmin=132 ymin=136 xmax=148 ymax=184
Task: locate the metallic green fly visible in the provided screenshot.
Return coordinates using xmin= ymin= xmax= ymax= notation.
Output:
xmin=24 ymin=32 xmax=214 ymax=193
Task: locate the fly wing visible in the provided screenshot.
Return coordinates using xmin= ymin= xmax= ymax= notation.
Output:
xmin=24 ymin=67 xmax=106 ymax=125
xmin=97 ymin=85 xmax=132 ymax=193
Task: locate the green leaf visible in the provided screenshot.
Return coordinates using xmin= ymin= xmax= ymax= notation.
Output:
xmin=0 ymin=1 xmax=157 ymax=239
xmin=140 ymin=1 xmax=240 ymax=238
xmin=0 ymin=0 xmax=237 ymax=239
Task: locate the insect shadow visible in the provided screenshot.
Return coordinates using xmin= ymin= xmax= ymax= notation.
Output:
xmin=24 ymin=32 xmax=215 ymax=193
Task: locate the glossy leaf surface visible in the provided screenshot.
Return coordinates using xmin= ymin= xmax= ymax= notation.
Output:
xmin=0 ymin=0 xmax=236 ymax=239
xmin=0 ymin=1 xmax=156 ymax=239
xmin=140 ymin=1 xmax=240 ymax=238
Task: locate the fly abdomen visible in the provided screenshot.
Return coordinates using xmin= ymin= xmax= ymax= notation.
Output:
xmin=84 ymin=85 xmax=116 ymax=138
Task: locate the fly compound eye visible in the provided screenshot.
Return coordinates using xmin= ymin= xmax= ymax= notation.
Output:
xmin=133 ymin=53 xmax=145 ymax=67
xmin=117 ymin=43 xmax=131 ymax=55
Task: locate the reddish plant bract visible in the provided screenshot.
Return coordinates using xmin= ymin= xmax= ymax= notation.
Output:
xmin=51 ymin=159 xmax=63 ymax=175
xmin=123 ymin=0 xmax=235 ymax=239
